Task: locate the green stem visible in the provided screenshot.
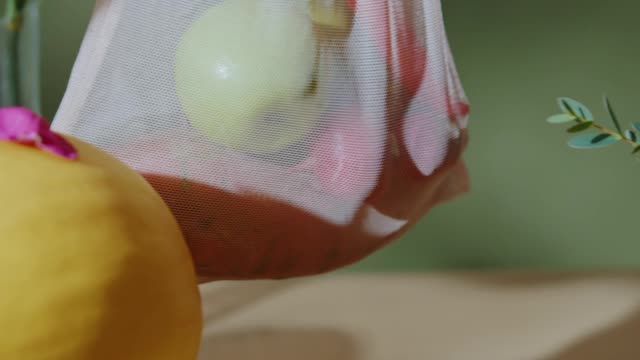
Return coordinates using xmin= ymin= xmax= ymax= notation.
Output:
xmin=1 ymin=0 xmax=26 ymax=107
xmin=591 ymin=123 xmax=636 ymax=146
xmin=6 ymin=24 xmax=20 ymax=106
xmin=5 ymin=0 xmax=28 ymax=26
xmin=575 ymin=118 xmax=640 ymax=149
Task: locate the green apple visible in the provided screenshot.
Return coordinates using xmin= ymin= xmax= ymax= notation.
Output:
xmin=175 ymin=0 xmax=318 ymax=154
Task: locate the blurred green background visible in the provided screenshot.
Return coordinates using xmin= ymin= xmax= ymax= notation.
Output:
xmin=4 ymin=0 xmax=640 ymax=270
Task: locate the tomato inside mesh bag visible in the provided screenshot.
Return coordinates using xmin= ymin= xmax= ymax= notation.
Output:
xmin=52 ymin=0 xmax=471 ymax=280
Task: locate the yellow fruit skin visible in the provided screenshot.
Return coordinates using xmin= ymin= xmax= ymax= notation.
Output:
xmin=0 ymin=137 xmax=202 ymax=360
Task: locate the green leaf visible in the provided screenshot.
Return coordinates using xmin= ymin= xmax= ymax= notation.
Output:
xmin=591 ymin=133 xmax=612 ymax=144
xmin=567 ymin=121 xmax=593 ymax=133
xmin=568 ymin=134 xmax=620 ymax=149
xmin=633 ymin=145 xmax=640 ymax=154
xmin=546 ymin=113 xmax=576 ymax=124
xmin=632 ymin=122 xmax=640 ymax=133
xmin=624 ymin=129 xmax=637 ymax=142
xmin=603 ymin=95 xmax=623 ymax=135
xmin=557 ymin=97 xmax=594 ymax=121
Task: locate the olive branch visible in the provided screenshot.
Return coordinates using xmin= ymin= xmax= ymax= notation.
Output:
xmin=546 ymin=96 xmax=640 ymax=156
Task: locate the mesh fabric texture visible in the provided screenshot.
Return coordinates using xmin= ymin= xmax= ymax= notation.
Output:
xmin=52 ymin=0 xmax=470 ymax=280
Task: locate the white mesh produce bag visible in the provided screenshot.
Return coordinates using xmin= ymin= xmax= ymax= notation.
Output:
xmin=52 ymin=0 xmax=470 ymax=279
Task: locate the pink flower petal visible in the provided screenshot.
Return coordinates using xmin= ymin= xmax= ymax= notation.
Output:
xmin=38 ymin=128 xmax=79 ymax=159
xmin=0 ymin=107 xmax=40 ymax=140
xmin=0 ymin=106 xmax=78 ymax=160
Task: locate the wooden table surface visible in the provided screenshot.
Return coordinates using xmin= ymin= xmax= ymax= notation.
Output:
xmin=196 ymin=272 xmax=640 ymax=360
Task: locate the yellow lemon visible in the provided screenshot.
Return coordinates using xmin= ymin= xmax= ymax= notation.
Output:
xmin=0 ymin=136 xmax=202 ymax=359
